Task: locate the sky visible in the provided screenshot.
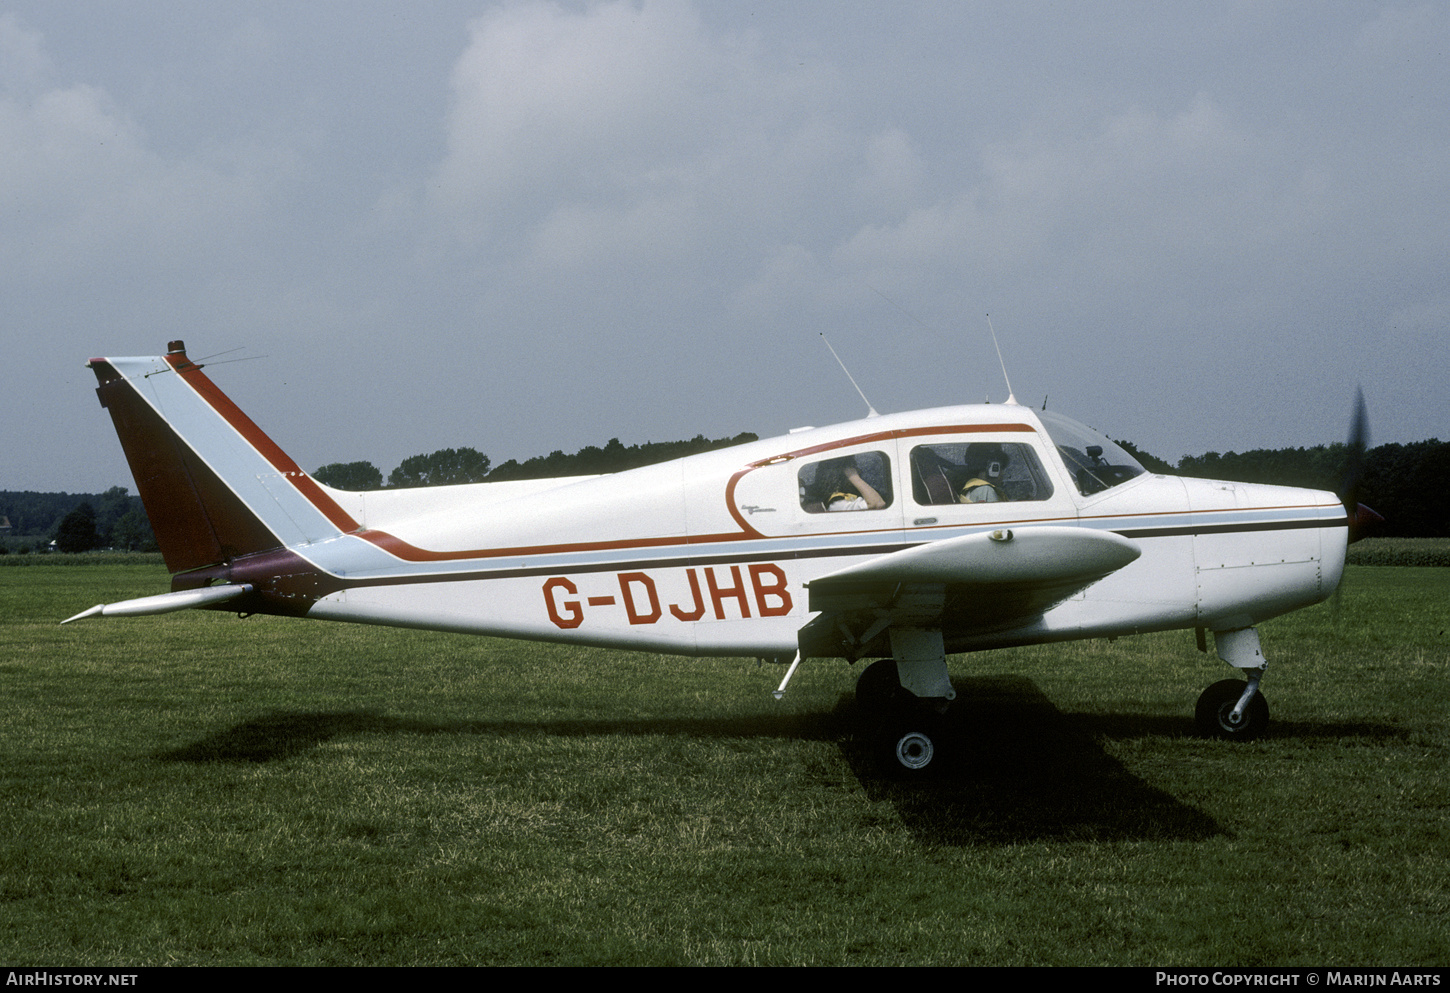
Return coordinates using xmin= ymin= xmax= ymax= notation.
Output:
xmin=3 ymin=1 xmax=1447 ymax=494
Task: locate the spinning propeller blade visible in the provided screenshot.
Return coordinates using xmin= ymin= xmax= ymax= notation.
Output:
xmin=1339 ymin=388 xmax=1382 ymax=543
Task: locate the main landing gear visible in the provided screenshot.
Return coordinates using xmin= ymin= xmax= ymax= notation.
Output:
xmin=851 ymin=627 xmax=959 ymax=776
xmin=855 ymin=658 xmax=949 ymax=777
xmin=1194 ymin=627 xmax=1271 ymax=741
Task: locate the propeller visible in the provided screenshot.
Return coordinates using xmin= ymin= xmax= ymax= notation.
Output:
xmin=1339 ymin=388 xmax=1382 ymax=544
xmin=1330 ymin=390 xmax=1380 ymax=625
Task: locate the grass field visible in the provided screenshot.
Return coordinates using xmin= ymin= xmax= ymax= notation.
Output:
xmin=1 ymin=561 xmax=1446 ymax=966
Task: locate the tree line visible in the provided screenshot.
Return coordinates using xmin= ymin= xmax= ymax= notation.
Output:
xmin=1154 ymin=438 xmax=1450 ymax=539
xmin=1 ymin=487 xmax=156 ymax=553
xmin=313 ymin=432 xmax=761 ymax=490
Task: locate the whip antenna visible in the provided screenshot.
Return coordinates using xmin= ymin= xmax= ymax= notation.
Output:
xmin=986 ymin=314 xmax=1018 ymax=405
xmin=820 ymin=333 xmax=878 ymax=418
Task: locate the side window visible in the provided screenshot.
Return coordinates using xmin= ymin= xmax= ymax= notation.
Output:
xmin=799 ymin=452 xmax=893 ymax=513
xmin=909 ymin=443 xmax=1054 ymax=505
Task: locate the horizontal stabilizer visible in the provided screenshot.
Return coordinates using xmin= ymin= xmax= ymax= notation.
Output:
xmin=62 ymin=584 xmax=254 ymax=624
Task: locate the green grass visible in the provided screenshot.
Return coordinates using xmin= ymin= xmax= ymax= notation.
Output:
xmin=1347 ymin=537 xmax=1450 ymax=567
xmin=0 ymin=564 xmax=1445 ymax=965
xmin=0 ymin=550 xmax=166 ymax=566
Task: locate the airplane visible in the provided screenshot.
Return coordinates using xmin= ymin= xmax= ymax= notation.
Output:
xmin=66 ymin=341 xmax=1373 ymax=775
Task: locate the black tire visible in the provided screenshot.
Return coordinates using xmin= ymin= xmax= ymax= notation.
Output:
xmin=855 ymin=658 xmax=911 ymax=717
xmin=1195 ymin=679 xmax=1270 ymax=740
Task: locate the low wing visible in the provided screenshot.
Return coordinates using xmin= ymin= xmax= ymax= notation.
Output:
xmin=798 ymin=527 xmax=1140 ymax=659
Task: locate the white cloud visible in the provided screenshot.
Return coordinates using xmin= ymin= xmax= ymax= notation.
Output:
xmin=428 ymin=0 xmax=888 ymax=272
xmin=433 ymin=0 xmax=715 ymax=242
xmin=0 ymin=17 xmax=267 ymax=281
xmin=830 ymin=93 xmax=1347 ymax=318
xmin=855 ymin=128 xmax=925 ymax=211
xmin=0 ymin=12 xmax=50 ymax=96
xmin=528 ymin=190 xmax=699 ymax=269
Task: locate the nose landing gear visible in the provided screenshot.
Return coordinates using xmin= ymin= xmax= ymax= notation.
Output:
xmin=1195 ymin=677 xmax=1270 ymax=740
xmin=1196 ymin=627 xmax=1271 ymax=740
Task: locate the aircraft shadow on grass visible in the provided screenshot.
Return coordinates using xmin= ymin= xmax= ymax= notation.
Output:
xmin=836 ymin=675 xmax=1226 ymax=844
xmin=152 ymin=674 xmax=1404 ymax=847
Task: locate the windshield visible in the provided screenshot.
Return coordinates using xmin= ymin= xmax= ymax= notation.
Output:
xmin=1037 ymin=410 xmax=1148 ymax=496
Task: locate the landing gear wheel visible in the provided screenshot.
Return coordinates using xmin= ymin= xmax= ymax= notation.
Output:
xmin=890 ymin=728 xmax=936 ymax=773
xmin=1195 ymin=679 xmax=1270 ymax=740
xmin=855 ymin=659 xmax=911 ymax=717
xmin=872 ymin=717 xmax=943 ymax=778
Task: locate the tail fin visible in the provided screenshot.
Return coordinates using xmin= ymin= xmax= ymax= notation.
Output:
xmin=89 ymin=341 xmax=357 ymax=574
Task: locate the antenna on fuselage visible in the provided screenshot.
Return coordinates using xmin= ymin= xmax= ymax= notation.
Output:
xmin=820 ymin=333 xmax=878 ymax=418
xmin=986 ymin=314 xmax=1018 ymax=405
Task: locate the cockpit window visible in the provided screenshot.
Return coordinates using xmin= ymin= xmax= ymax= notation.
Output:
xmin=799 ymin=452 xmax=893 ymax=513
xmin=909 ymin=443 xmax=1054 ymax=505
xmin=1038 ymin=410 xmax=1147 ymax=496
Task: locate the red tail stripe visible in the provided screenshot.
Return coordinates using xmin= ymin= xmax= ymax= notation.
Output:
xmin=165 ymin=354 xmax=361 ymax=534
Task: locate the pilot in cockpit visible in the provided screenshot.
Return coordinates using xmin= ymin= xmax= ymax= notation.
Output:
xmin=959 ymin=444 xmax=1009 ymax=503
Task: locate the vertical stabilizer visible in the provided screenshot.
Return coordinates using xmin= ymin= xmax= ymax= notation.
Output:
xmin=88 ymin=342 xmax=356 ymax=574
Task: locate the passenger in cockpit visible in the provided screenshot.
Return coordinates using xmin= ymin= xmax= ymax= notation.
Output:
xmin=819 ymin=457 xmax=887 ymax=511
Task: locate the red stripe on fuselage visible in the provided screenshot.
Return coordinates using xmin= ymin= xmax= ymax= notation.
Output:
xmin=353 ymin=527 xmax=761 ymax=563
xmin=745 ymin=422 xmax=1036 ymax=467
